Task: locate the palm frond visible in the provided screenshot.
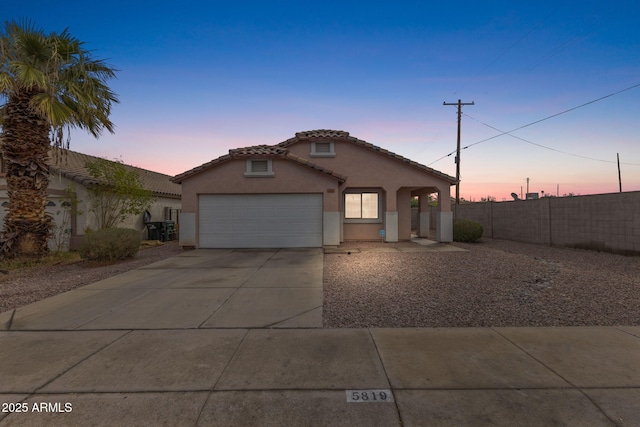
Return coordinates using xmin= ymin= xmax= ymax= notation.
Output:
xmin=0 ymin=19 xmax=119 ymax=137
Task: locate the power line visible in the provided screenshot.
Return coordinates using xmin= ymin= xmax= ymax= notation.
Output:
xmin=428 ymin=81 xmax=640 ymax=166
xmin=526 ymin=24 xmax=598 ymax=72
xmin=464 ymin=114 xmax=640 ymax=165
xmin=453 ymin=11 xmax=556 ymax=95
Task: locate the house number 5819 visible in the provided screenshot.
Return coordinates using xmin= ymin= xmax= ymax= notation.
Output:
xmin=346 ymin=390 xmax=394 ymax=402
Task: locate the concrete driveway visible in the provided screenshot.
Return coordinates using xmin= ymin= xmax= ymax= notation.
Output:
xmin=2 ymin=248 xmax=323 ymax=331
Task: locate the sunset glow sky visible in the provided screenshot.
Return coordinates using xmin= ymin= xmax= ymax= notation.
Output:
xmin=6 ymin=0 xmax=640 ymax=200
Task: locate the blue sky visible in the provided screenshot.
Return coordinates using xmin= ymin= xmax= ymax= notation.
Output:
xmin=6 ymin=0 xmax=640 ymax=200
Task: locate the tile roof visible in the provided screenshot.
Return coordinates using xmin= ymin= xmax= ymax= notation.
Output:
xmin=48 ymin=149 xmax=181 ymax=198
xmin=296 ymin=130 xmax=350 ymax=139
xmin=172 ymin=144 xmax=347 ymax=183
xmin=279 ymin=129 xmax=457 ymax=184
xmin=228 ymin=145 xmax=288 ymax=157
xmin=173 ymin=129 xmax=455 ymax=185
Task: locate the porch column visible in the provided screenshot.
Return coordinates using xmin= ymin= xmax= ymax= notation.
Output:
xmin=436 ymin=188 xmax=453 ymax=242
xmin=418 ymin=193 xmax=430 ymax=238
xmin=385 ymin=212 xmax=399 ymax=242
xmin=323 ymin=212 xmax=340 ymax=246
xmin=385 ymin=188 xmax=398 ymax=242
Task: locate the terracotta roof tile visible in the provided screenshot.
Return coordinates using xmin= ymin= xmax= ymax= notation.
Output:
xmin=284 ymin=153 xmax=347 ymax=182
xmin=173 ymin=129 xmax=454 ymax=184
xmin=229 ymin=145 xmax=288 ymax=157
xmin=172 ymin=144 xmax=346 ymax=183
xmin=48 ymin=149 xmax=181 ymax=198
xmin=279 ymin=129 xmax=457 ymax=184
xmin=295 ymin=129 xmax=350 ymax=139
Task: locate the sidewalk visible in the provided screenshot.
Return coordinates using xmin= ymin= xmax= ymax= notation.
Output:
xmin=0 ymin=248 xmax=639 ymax=426
xmin=1 ymin=327 xmax=639 ymax=426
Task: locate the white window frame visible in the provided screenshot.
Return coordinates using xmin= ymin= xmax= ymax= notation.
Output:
xmin=310 ymin=141 xmax=335 ymax=157
xmin=244 ymin=159 xmax=274 ymax=177
xmin=344 ymin=190 xmax=382 ymax=223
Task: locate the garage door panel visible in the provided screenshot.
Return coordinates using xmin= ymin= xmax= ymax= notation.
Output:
xmin=199 ymin=194 xmax=322 ymax=248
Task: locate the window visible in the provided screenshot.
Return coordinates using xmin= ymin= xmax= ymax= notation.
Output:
xmin=310 ymin=141 xmax=335 ymax=157
xmin=345 ymin=192 xmax=380 ymax=221
xmin=244 ymin=159 xmax=274 ymax=177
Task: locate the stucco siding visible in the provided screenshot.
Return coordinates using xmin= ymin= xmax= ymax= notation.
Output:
xmin=178 ymin=158 xmax=341 ymax=247
xmin=344 ymin=222 xmax=384 ymax=241
xmin=397 ymin=187 xmax=412 ymax=240
xmin=176 ymin=130 xmax=456 ymax=246
xmin=287 ymin=139 xmax=449 ymax=197
xmin=1 ymin=173 xmax=180 ymax=249
xmin=180 ymin=158 xmax=340 ymax=213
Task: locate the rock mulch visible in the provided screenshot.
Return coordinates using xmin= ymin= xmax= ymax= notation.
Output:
xmin=323 ymin=239 xmax=640 ymax=328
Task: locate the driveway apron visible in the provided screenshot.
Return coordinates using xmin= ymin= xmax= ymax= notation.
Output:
xmin=3 ymin=248 xmax=323 ymax=331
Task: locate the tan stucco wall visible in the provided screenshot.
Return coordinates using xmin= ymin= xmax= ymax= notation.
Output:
xmin=287 ymin=139 xmax=451 ymax=206
xmin=181 ymin=158 xmax=340 ymax=212
xmin=343 ymin=223 xmax=384 ymax=240
xmin=287 ymin=138 xmax=452 ymax=241
xmin=178 ymin=135 xmax=454 ymax=245
xmin=179 ymin=157 xmax=342 ymax=247
xmin=397 ymin=187 xmax=413 ymax=240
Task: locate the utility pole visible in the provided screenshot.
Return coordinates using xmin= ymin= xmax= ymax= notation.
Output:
xmin=443 ymin=99 xmax=474 ymax=205
xmin=617 ymin=153 xmax=622 ymax=192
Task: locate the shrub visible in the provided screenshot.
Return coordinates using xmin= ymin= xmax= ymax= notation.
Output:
xmin=79 ymin=228 xmax=142 ymax=261
xmin=453 ymin=219 xmax=483 ymax=243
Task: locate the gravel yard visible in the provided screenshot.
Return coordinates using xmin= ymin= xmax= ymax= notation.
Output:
xmin=323 ymin=238 xmax=640 ymax=328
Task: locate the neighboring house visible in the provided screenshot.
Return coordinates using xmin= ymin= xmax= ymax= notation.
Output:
xmin=173 ymin=129 xmax=456 ymax=249
xmin=0 ymin=149 xmax=182 ymax=250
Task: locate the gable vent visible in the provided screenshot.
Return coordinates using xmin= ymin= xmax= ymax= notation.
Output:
xmin=251 ymin=160 xmax=269 ymax=173
xmin=315 ymin=142 xmax=332 ymax=153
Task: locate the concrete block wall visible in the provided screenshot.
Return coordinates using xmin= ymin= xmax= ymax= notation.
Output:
xmin=453 ymin=191 xmax=640 ymax=255
xmin=491 ymin=197 xmax=552 ymax=245
xmin=453 ymin=202 xmax=493 ymax=236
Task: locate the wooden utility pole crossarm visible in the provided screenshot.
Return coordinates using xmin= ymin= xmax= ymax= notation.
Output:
xmin=443 ymin=99 xmax=474 ymax=205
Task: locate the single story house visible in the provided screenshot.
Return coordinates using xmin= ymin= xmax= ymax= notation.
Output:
xmin=0 ymin=149 xmax=182 ymax=250
xmin=172 ymin=130 xmax=456 ymax=248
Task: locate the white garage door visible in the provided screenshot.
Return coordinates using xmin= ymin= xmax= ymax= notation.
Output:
xmin=199 ymin=194 xmax=323 ymax=248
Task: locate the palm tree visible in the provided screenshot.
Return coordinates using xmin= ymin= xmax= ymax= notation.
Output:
xmin=0 ymin=20 xmax=118 ymax=257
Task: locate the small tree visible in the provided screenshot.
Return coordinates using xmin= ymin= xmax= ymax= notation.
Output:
xmin=85 ymin=158 xmax=154 ymax=229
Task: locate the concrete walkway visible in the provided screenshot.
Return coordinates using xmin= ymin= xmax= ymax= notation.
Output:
xmin=1 ymin=249 xmax=639 ymax=426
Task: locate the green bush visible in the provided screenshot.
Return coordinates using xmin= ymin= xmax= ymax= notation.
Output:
xmin=453 ymin=219 xmax=483 ymax=243
xmin=79 ymin=228 xmax=142 ymax=261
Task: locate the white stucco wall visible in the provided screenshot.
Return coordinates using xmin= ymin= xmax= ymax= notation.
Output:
xmin=0 ymin=173 xmax=181 ymax=250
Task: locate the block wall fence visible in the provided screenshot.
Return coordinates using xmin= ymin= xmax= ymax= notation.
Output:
xmin=432 ymin=191 xmax=640 ymax=255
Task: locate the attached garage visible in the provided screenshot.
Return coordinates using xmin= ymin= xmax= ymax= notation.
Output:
xmin=199 ymin=194 xmax=323 ymax=248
